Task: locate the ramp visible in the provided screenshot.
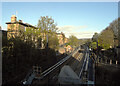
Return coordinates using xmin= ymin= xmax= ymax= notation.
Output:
xmin=58 ymin=65 xmax=81 ymax=84
xmin=23 ymin=73 xmax=35 ymax=84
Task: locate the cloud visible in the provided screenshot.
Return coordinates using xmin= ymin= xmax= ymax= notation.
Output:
xmin=57 ymin=25 xmax=87 ymax=33
xmin=57 ymin=25 xmax=94 ymax=39
xmin=65 ymin=32 xmax=95 ymax=39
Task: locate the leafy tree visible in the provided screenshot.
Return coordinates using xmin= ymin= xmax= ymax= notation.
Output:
xmin=98 ymin=27 xmax=114 ymax=49
xmin=37 ymin=16 xmax=59 ymax=49
xmin=109 ymin=18 xmax=118 ymax=38
xmin=61 ymin=32 xmax=65 ymax=43
xmin=2 ymin=16 xmax=64 ymax=84
xmin=37 ymin=37 xmax=42 ymax=48
xmin=68 ymin=35 xmax=79 ymax=47
xmin=118 ymin=18 xmax=120 ymax=46
xmin=37 ymin=16 xmax=58 ymax=34
xmin=48 ymin=34 xmax=59 ymax=50
xmin=90 ymin=42 xmax=97 ymax=49
xmin=108 ymin=18 xmax=120 ymax=47
xmin=92 ymin=32 xmax=99 ymax=42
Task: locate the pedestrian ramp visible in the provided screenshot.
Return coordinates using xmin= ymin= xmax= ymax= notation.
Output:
xmin=58 ymin=65 xmax=81 ymax=84
xmin=23 ymin=73 xmax=35 ymax=84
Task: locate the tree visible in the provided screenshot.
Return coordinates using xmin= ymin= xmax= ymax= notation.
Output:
xmin=90 ymin=42 xmax=97 ymax=49
xmin=118 ymin=18 xmax=120 ymax=46
xmin=68 ymin=35 xmax=79 ymax=47
xmin=109 ymin=18 xmax=118 ymax=38
xmin=92 ymin=32 xmax=99 ymax=42
xmin=37 ymin=16 xmax=59 ymax=49
xmin=2 ymin=16 xmax=62 ymax=84
xmin=61 ymin=32 xmax=65 ymax=43
xmin=48 ymin=34 xmax=59 ymax=50
xmin=98 ymin=27 xmax=114 ymax=49
xmin=37 ymin=16 xmax=58 ymax=34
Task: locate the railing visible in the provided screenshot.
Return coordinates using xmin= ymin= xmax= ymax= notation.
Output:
xmin=22 ymin=46 xmax=80 ymax=84
xmin=79 ymin=47 xmax=89 ymax=77
xmin=79 ymin=47 xmax=95 ymax=85
xmin=35 ymin=46 xmax=80 ymax=79
xmin=79 ymin=51 xmax=88 ymax=79
xmin=95 ymin=54 xmax=120 ymax=68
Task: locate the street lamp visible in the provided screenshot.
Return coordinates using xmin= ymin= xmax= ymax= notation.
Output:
xmin=92 ymin=33 xmax=99 ymax=61
xmin=118 ymin=20 xmax=120 ymax=62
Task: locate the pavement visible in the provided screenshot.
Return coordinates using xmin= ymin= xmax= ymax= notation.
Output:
xmin=58 ymin=52 xmax=85 ymax=84
xmin=58 ymin=65 xmax=81 ymax=84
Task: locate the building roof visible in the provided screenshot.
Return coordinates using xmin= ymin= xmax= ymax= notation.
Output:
xmin=6 ymin=21 xmax=37 ymax=29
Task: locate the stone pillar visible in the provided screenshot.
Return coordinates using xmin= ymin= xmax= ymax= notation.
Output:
xmin=116 ymin=60 xmax=118 ymax=65
xmin=110 ymin=59 xmax=112 ymax=65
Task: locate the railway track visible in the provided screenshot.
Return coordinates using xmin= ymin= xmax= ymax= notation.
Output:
xmin=22 ymin=46 xmax=94 ymax=85
xmin=23 ymin=45 xmax=95 ymax=85
xmin=23 ymin=46 xmax=81 ymax=84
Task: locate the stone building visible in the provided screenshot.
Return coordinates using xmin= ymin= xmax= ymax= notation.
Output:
xmin=57 ymin=32 xmax=68 ymax=45
xmin=6 ymin=15 xmax=69 ymax=49
xmin=6 ymin=15 xmax=36 ymax=38
xmin=57 ymin=33 xmax=64 ymax=45
xmin=65 ymin=45 xmax=72 ymax=52
xmin=64 ymin=37 xmax=69 ymax=44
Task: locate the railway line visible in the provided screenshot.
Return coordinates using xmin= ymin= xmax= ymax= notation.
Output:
xmin=22 ymin=46 xmax=81 ymax=84
xmin=22 ymin=46 xmax=94 ymax=85
xmin=33 ymin=47 xmax=82 ymax=84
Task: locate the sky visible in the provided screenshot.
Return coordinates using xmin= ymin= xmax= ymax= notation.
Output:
xmin=1 ymin=2 xmax=118 ymax=39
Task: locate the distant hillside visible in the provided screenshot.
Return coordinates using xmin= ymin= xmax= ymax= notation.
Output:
xmin=78 ymin=38 xmax=91 ymax=45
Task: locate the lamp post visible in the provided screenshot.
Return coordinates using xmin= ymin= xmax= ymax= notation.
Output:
xmin=93 ymin=33 xmax=99 ymax=62
xmin=92 ymin=33 xmax=99 ymax=73
xmin=117 ymin=18 xmax=120 ymax=63
xmin=118 ymin=19 xmax=120 ymax=62
xmin=92 ymin=33 xmax=99 ymax=85
xmin=95 ymin=37 xmax=98 ymax=55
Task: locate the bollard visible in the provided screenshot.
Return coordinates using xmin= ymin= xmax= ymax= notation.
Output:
xmin=116 ymin=60 xmax=118 ymax=65
xmin=110 ymin=60 xmax=112 ymax=65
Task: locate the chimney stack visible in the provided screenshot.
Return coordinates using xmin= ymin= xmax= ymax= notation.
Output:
xmin=11 ymin=15 xmax=17 ymax=22
xmin=19 ymin=20 xmax=22 ymax=23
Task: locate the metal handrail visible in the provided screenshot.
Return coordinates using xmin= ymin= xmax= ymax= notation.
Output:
xmin=79 ymin=52 xmax=88 ymax=78
xmin=79 ymin=47 xmax=89 ymax=78
xmin=36 ymin=47 xmax=80 ymax=79
xmin=22 ymin=46 xmax=80 ymax=84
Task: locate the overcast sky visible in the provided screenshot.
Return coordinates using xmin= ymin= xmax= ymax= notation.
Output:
xmin=1 ymin=1 xmax=118 ymax=39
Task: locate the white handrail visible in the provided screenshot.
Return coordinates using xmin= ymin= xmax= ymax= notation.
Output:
xmin=37 ymin=47 xmax=80 ymax=79
xmin=79 ymin=52 xmax=87 ymax=78
xmin=23 ymin=46 xmax=80 ymax=84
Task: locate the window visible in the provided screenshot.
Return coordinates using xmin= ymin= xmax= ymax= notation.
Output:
xmin=24 ymin=27 xmax=26 ymax=31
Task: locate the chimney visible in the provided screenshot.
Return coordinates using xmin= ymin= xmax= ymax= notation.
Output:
xmin=11 ymin=15 xmax=17 ymax=22
xmin=19 ymin=20 xmax=22 ymax=23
